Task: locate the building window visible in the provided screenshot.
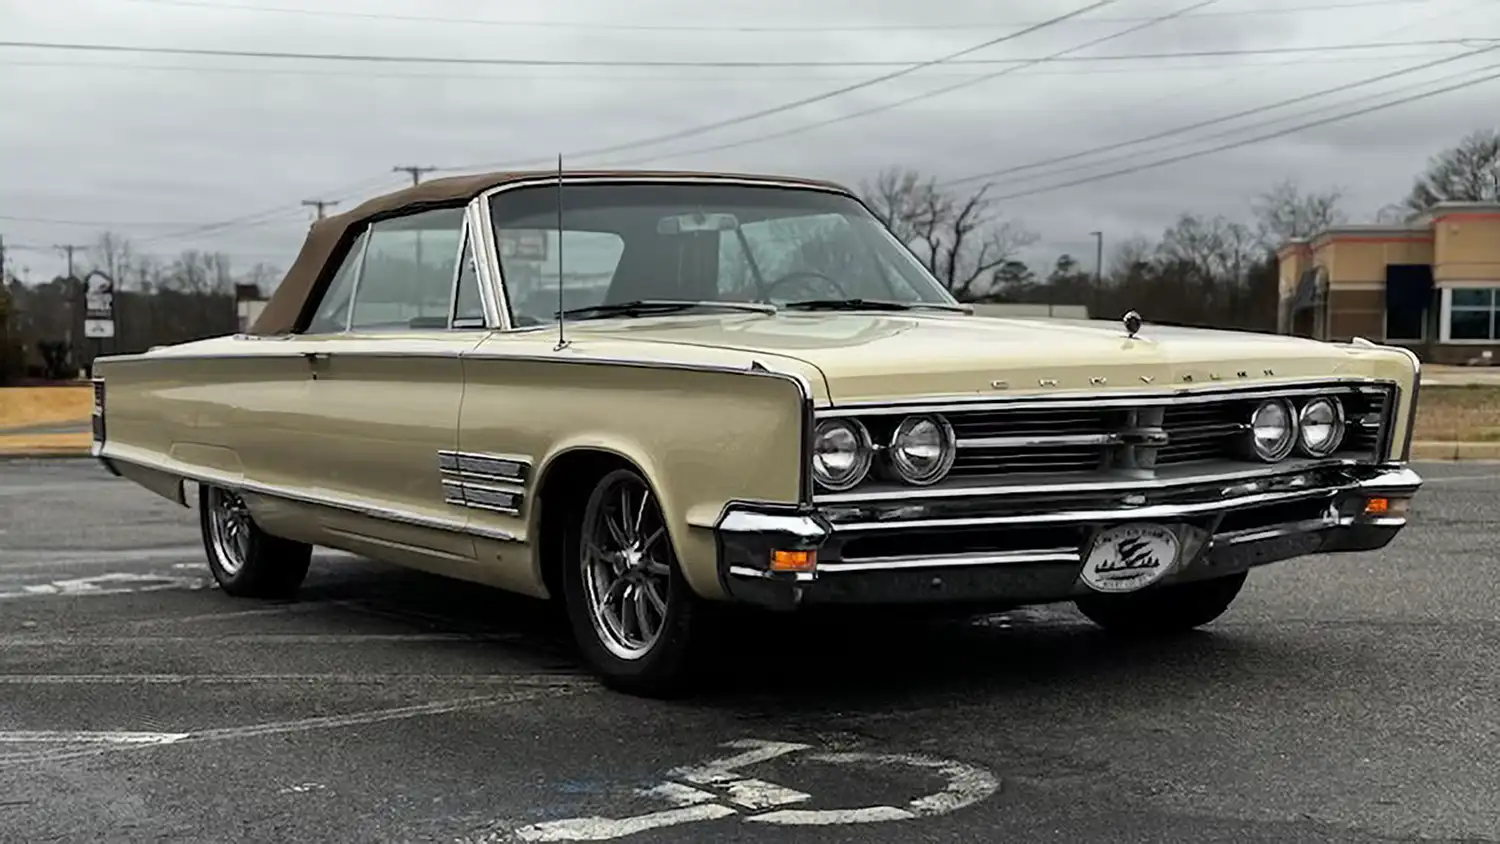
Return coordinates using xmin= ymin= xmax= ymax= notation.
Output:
xmin=1441 ymin=287 xmax=1500 ymax=342
xmin=1384 ymin=264 xmax=1430 ymax=342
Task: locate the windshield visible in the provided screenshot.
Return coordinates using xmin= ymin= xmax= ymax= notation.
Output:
xmin=487 ymin=182 xmax=957 ymax=326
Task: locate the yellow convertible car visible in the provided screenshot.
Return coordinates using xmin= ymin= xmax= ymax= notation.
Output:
xmin=90 ymin=169 xmax=1424 ymax=696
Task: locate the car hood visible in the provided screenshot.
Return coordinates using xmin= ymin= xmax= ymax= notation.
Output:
xmin=579 ymin=311 xmax=1390 ymax=404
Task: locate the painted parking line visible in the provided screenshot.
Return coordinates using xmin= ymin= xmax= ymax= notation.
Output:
xmin=0 ymin=633 xmax=526 ymax=646
xmin=0 ymin=673 xmax=585 ymax=687
xmin=0 ymin=731 xmax=188 ymax=746
xmin=0 ymin=686 xmax=582 ymax=769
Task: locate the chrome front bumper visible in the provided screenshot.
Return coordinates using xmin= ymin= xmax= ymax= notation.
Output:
xmin=714 ymin=463 xmax=1422 ymax=610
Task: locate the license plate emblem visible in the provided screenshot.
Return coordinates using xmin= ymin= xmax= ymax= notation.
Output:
xmin=1080 ymin=523 xmax=1181 ymax=593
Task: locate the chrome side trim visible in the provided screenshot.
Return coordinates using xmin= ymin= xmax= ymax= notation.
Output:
xmin=816 ymin=379 xmax=1393 ymax=416
xmin=437 ymin=450 xmax=530 ymax=516
xmin=717 ymin=510 xmax=829 ymax=542
xmin=820 ymin=549 xmax=1079 ymax=573
xmin=100 ymin=449 xmax=518 ymax=542
xmin=958 ymin=433 xmax=1117 ymax=449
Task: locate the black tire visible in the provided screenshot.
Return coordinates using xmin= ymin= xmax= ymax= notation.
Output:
xmin=560 ymin=467 xmax=707 ymax=698
xmin=1074 ymin=571 xmax=1247 ymax=635
xmin=198 ymin=484 xmax=312 ymax=599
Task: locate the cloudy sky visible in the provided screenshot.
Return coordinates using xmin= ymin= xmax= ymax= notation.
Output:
xmin=1 ymin=0 xmax=1497 ymax=285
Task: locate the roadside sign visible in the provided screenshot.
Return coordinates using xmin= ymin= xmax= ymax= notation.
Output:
xmin=84 ymin=271 xmax=115 ymax=339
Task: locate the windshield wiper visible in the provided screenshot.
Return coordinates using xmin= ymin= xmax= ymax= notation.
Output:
xmin=559 ymin=299 xmax=777 ymax=319
xmin=781 ymin=298 xmax=969 ymax=313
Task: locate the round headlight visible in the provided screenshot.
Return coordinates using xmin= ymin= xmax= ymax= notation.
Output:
xmin=1248 ymin=400 xmax=1296 ymax=462
xmin=812 ymin=419 xmax=872 ymax=491
xmin=1298 ymin=397 xmax=1344 ymax=456
xmin=887 ymin=415 xmax=956 ymax=485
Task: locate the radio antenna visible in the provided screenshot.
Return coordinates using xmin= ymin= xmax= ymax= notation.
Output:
xmin=553 ymin=153 xmax=569 ymax=351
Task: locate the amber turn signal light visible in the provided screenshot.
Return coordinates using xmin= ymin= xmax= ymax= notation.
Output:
xmin=1363 ymin=497 xmax=1409 ymax=518
xmin=770 ymin=549 xmax=817 ymax=573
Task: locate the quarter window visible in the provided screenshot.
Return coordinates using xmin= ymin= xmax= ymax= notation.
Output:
xmin=304 ymin=230 xmax=368 ymax=334
xmin=452 ymin=234 xmax=486 ymax=327
xmin=348 ymin=207 xmax=466 ymax=332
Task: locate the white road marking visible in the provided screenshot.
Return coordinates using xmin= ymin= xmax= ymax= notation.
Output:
xmin=472 ymin=738 xmax=1000 ymax=841
xmin=0 ymin=731 xmax=188 ymax=746
xmin=0 ymin=547 xmax=204 ymax=570
xmin=0 ymin=687 xmax=578 ymax=768
xmin=747 ymin=750 xmax=1000 ymax=826
xmin=0 ymin=572 xmax=204 ymax=600
xmin=512 ymin=806 xmax=739 ymax=842
xmin=278 ymin=782 xmax=328 ymax=795
xmin=0 ymin=633 xmax=522 ymax=646
xmin=668 ymin=738 xmax=810 ymax=785
xmin=723 ymin=778 xmax=811 ymax=811
xmin=0 ymin=673 xmax=585 ymax=686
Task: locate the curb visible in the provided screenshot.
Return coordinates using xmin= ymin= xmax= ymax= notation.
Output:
xmin=0 ymin=450 xmax=94 ymax=460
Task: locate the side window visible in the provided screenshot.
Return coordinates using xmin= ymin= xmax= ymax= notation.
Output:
xmin=349 ymin=207 xmax=465 ymax=332
xmin=452 ymin=234 xmax=486 ymax=328
xmin=304 ymin=230 xmax=367 ymax=334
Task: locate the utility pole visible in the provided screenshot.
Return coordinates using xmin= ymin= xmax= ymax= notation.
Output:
xmin=1089 ymin=231 xmax=1103 ymax=285
xmin=301 ymin=199 xmax=338 ymax=221
xmin=392 ymin=165 xmax=436 ymax=186
xmin=0 ymin=234 xmax=7 ymax=285
xmin=55 ymin=243 xmax=84 ymax=278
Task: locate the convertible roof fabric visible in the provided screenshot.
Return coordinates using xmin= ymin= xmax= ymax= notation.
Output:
xmin=249 ymin=169 xmax=849 ymax=335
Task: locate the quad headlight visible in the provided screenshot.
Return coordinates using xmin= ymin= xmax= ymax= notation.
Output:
xmin=887 ymin=415 xmax=957 ymax=486
xmin=811 ymin=418 xmax=873 ymax=491
xmin=1248 ymin=399 xmax=1297 ymax=462
xmin=1297 ymin=396 xmax=1345 ymax=457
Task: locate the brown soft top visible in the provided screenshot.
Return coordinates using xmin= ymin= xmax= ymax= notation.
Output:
xmin=248 ymin=168 xmax=852 ymax=335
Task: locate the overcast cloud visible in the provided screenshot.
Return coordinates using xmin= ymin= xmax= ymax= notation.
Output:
xmin=1 ymin=0 xmax=1497 ymax=284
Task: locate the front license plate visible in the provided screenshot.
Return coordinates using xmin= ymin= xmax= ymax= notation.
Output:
xmin=1080 ymin=523 xmax=1181 ymax=593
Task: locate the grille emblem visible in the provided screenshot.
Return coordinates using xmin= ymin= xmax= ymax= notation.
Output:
xmin=1122 ymin=310 xmax=1142 ymax=338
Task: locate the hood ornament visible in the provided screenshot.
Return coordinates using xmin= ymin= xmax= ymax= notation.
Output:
xmin=1122 ymin=310 xmax=1142 ymax=338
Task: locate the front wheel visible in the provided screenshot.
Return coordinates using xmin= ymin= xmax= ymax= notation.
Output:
xmin=199 ymin=484 xmax=312 ymax=599
xmin=561 ymin=468 xmax=706 ymax=697
xmin=1074 ymin=571 xmax=1248 ymax=635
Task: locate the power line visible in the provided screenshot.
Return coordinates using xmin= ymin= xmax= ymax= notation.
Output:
xmin=119 ymin=0 xmax=1441 ymax=32
xmin=434 ymin=1 xmax=1118 ymax=173
xmin=967 ymin=61 xmax=1500 ymax=202
xmin=595 ymin=0 xmax=1226 ymax=168
xmin=3 ymin=37 xmax=1492 ymax=69
xmin=0 ymin=50 xmax=1464 ymax=82
xmin=300 ymin=199 xmax=338 ymax=220
xmin=130 ymin=174 xmax=399 ymax=246
xmin=940 ymin=41 xmax=1500 ymax=189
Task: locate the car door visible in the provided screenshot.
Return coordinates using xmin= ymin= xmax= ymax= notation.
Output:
xmin=276 ymin=205 xmax=493 ymax=569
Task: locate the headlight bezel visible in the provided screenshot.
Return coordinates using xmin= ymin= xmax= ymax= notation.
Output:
xmin=1247 ymin=398 xmax=1298 ymax=462
xmin=885 ymin=414 xmax=958 ymax=486
xmin=811 ymin=418 xmax=874 ymax=492
xmin=1297 ymin=396 xmax=1346 ymax=457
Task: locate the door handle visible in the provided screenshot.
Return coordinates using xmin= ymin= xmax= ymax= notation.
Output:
xmin=302 ymin=351 xmax=331 ymax=363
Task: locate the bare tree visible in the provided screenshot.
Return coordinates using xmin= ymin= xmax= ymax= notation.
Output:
xmin=1403 ymin=127 xmax=1500 ymax=212
xmin=859 ymin=167 xmax=1038 ymax=301
xmin=88 ymin=232 xmax=137 ymax=289
xmin=1251 ymin=179 xmax=1347 ymax=249
xmin=1157 ymin=213 xmax=1260 ymax=285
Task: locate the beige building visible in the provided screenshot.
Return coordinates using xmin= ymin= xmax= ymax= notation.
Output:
xmin=1277 ymin=201 xmax=1500 ymax=363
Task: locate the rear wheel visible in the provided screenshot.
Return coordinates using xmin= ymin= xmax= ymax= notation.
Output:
xmin=561 ymin=467 xmax=706 ymax=697
xmin=1074 ymin=571 xmax=1247 ymax=635
xmin=199 ymin=484 xmax=311 ymax=598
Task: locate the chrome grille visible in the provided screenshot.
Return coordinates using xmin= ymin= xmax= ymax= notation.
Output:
xmin=822 ymin=382 xmax=1396 ymax=492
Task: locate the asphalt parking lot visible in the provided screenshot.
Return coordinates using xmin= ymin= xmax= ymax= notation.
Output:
xmin=1 ymin=459 xmax=1497 ymax=843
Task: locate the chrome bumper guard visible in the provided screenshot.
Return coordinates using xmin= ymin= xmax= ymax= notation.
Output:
xmin=714 ymin=463 xmax=1422 ymax=610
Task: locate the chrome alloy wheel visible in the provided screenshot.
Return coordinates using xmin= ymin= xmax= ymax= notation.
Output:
xmin=206 ymin=487 xmax=253 ymax=576
xmin=580 ymin=473 xmax=672 ymax=661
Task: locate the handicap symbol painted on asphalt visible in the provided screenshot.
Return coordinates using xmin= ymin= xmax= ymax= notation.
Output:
xmin=464 ymin=738 xmax=1000 ymax=842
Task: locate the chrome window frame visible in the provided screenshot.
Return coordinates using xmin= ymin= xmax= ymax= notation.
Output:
xmin=468 ymin=174 xmax=958 ymax=333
